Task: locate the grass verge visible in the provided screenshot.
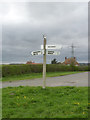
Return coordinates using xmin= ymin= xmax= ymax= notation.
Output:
xmin=2 ymin=86 xmax=88 ymax=118
xmin=2 ymin=71 xmax=84 ymax=82
xmin=0 ymin=88 xmax=2 ymax=119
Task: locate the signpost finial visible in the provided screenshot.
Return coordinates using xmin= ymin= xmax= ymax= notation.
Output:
xmin=43 ymin=34 xmax=46 ymax=39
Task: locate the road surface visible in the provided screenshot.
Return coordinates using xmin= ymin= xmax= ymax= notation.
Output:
xmin=1 ymin=72 xmax=88 ymax=88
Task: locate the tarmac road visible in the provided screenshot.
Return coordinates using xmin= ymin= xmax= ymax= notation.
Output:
xmin=1 ymin=72 xmax=88 ymax=88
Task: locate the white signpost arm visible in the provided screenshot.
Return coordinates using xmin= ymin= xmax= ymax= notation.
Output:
xmin=43 ymin=36 xmax=46 ymax=89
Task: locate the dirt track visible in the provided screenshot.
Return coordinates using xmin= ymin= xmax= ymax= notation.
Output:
xmin=1 ymin=72 xmax=88 ymax=88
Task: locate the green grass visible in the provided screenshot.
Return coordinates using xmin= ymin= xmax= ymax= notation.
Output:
xmin=0 ymin=89 xmax=2 ymax=119
xmin=2 ymin=71 xmax=83 ymax=82
xmin=2 ymin=86 xmax=88 ymax=118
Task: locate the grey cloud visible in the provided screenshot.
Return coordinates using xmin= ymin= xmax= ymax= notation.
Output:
xmin=2 ymin=2 xmax=88 ymax=63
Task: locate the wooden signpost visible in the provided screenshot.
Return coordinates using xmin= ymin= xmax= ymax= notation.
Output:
xmin=43 ymin=36 xmax=46 ymax=89
xmin=31 ymin=36 xmax=62 ymax=88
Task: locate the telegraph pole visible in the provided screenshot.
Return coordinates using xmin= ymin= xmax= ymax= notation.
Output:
xmin=43 ymin=35 xmax=46 ymax=89
xmin=70 ymin=43 xmax=76 ymax=58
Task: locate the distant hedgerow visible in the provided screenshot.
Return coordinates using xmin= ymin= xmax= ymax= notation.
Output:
xmin=2 ymin=64 xmax=88 ymax=77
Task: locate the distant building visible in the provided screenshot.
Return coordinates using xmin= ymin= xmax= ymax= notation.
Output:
xmin=62 ymin=57 xmax=79 ymax=66
xmin=26 ymin=61 xmax=42 ymax=65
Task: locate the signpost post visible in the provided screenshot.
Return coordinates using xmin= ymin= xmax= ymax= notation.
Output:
xmin=43 ymin=36 xmax=46 ymax=89
xmin=31 ymin=36 xmax=62 ymax=89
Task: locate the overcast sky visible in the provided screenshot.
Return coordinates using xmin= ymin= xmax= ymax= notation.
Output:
xmin=1 ymin=2 xmax=88 ymax=64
